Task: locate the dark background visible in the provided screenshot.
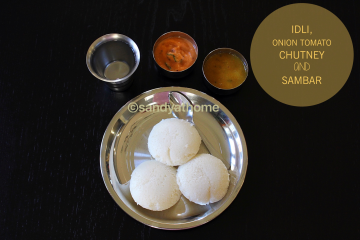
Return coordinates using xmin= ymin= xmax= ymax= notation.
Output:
xmin=0 ymin=0 xmax=359 ymax=239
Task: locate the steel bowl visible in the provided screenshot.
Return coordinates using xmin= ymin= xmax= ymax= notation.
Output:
xmin=86 ymin=33 xmax=140 ymax=91
xmin=152 ymin=31 xmax=198 ymax=78
xmin=100 ymin=87 xmax=248 ymax=229
xmin=202 ymin=48 xmax=248 ymax=95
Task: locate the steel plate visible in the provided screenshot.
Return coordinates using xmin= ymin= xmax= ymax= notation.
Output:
xmin=100 ymin=87 xmax=248 ymax=229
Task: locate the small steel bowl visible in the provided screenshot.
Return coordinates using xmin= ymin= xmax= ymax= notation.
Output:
xmin=202 ymin=48 xmax=248 ymax=95
xmin=152 ymin=31 xmax=198 ymax=79
xmin=86 ymin=34 xmax=140 ymax=91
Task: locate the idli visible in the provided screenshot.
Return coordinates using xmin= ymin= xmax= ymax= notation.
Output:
xmin=177 ymin=154 xmax=229 ymax=205
xmin=130 ymin=160 xmax=181 ymax=211
xmin=148 ymin=118 xmax=201 ymax=166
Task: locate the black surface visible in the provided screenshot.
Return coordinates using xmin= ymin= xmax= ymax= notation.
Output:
xmin=0 ymin=0 xmax=359 ymax=239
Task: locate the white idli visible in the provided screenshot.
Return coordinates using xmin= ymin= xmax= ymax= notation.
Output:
xmin=177 ymin=154 xmax=229 ymax=205
xmin=148 ymin=118 xmax=201 ymax=166
xmin=130 ymin=160 xmax=181 ymax=211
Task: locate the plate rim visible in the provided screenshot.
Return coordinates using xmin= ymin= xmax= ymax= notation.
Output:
xmin=100 ymin=86 xmax=248 ymax=230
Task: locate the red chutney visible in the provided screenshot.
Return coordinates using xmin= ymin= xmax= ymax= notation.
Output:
xmin=154 ymin=37 xmax=197 ymax=72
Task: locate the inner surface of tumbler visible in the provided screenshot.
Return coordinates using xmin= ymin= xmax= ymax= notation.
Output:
xmin=92 ymin=41 xmax=136 ymax=80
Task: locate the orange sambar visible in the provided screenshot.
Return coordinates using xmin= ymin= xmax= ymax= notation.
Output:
xmin=203 ymin=53 xmax=247 ymax=89
xmin=154 ymin=37 xmax=197 ymax=72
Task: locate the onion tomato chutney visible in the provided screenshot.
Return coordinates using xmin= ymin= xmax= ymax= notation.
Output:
xmin=154 ymin=36 xmax=197 ymax=72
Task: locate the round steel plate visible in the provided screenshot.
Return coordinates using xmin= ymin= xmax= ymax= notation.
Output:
xmin=100 ymin=87 xmax=248 ymax=230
